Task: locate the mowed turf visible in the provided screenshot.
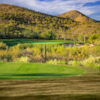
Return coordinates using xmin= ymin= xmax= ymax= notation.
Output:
xmin=0 ymin=39 xmax=75 ymax=46
xmin=0 ymin=63 xmax=84 ymax=79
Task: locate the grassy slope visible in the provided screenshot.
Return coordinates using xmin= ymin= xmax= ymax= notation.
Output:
xmin=0 ymin=63 xmax=84 ymax=79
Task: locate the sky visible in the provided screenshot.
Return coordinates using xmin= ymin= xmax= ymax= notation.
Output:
xmin=0 ymin=0 xmax=100 ymax=20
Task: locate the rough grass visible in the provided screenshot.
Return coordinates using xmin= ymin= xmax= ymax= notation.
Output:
xmin=0 ymin=74 xmax=100 ymax=100
xmin=0 ymin=63 xmax=84 ymax=79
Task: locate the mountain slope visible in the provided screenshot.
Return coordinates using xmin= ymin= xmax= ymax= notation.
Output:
xmin=0 ymin=4 xmax=76 ymax=39
xmin=58 ymin=10 xmax=94 ymax=22
xmin=0 ymin=4 xmax=100 ymax=41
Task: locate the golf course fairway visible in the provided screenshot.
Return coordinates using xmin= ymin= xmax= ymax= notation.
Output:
xmin=0 ymin=63 xmax=85 ymax=79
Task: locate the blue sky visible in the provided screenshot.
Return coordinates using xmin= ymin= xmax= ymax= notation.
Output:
xmin=0 ymin=0 xmax=100 ymax=20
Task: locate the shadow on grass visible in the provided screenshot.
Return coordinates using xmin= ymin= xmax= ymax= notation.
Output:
xmin=1 ymin=39 xmax=33 ymax=46
xmin=0 ymin=73 xmax=77 ymax=79
xmin=0 ymin=73 xmax=75 ymax=77
xmin=0 ymin=95 xmax=100 ymax=100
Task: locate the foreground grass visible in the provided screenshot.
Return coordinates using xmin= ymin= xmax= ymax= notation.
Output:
xmin=0 ymin=63 xmax=84 ymax=79
xmin=0 ymin=39 xmax=76 ymax=46
xmin=0 ymin=74 xmax=100 ymax=100
xmin=0 ymin=63 xmax=99 ymax=100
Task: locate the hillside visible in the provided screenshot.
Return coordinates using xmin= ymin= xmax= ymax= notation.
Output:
xmin=58 ymin=10 xmax=94 ymax=22
xmin=0 ymin=4 xmax=76 ymax=39
xmin=0 ymin=4 xmax=100 ymax=41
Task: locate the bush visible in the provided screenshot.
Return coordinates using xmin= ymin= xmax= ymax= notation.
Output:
xmin=46 ymin=59 xmax=66 ymax=65
xmin=0 ymin=42 xmax=8 ymax=50
xmin=81 ymin=56 xmax=100 ymax=67
xmin=68 ymin=60 xmax=81 ymax=66
xmin=17 ymin=56 xmax=30 ymax=63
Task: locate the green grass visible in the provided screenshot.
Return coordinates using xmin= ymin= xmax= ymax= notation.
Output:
xmin=0 ymin=39 xmax=75 ymax=46
xmin=0 ymin=63 xmax=84 ymax=79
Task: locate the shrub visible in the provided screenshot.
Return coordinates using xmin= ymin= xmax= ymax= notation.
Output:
xmin=68 ymin=60 xmax=81 ymax=66
xmin=0 ymin=42 xmax=8 ymax=50
xmin=81 ymin=56 xmax=100 ymax=67
xmin=46 ymin=59 xmax=66 ymax=65
xmin=17 ymin=56 xmax=30 ymax=63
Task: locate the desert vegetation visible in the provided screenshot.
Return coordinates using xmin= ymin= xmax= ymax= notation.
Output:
xmin=0 ymin=40 xmax=100 ymax=69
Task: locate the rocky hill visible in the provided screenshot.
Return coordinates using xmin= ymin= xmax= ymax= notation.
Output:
xmin=58 ymin=10 xmax=94 ymax=22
